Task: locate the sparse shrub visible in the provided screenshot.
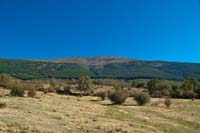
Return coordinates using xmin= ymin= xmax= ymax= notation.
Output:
xmin=63 ymin=86 xmax=73 ymax=95
xmin=48 ymin=87 xmax=56 ymax=93
xmin=26 ymin=84 xmax=36 ymax=98
xmin=147 ymin=79 xmax=160 ymax=95
xmin=78 ymin=76 xmax=93 ymax=95
xmin=113 ymin=83 xmax=124 ymax=90
xmin=170 ymin=85 xmax=183 ymax=98
xmin=49 ymin=78 xmax=56 ymax=88
xmin=28 ymin=88 xmax=36 ymax=98
xmin=134 ymin=92 xmax=151 ymax=106
xmin=0 ymin=74 xmax=14 ymax=89
xmin=109 ymin=89 xmax=128 ymax=104
xmin=10 ymin=84 xmax=25 ymax=97
xmin=0 ymin=102 xmax=6 ymax=108
xmin=136 ymin=82 xmax=145 ymax=88
xmin=38 ymin=87 xmax=49 ymax=94
xmin=147 ymin=79 xmax=171 ymax=97
xmin=164 ymin=98 xmax=172 ymax=108
xmin=43 ymin=88 xmax=49 ymax=94
xmin=183 ymin=90 xmax=196 ymax=99
xmin=97 ymin=91 xmax=108 ymax=101
xmin=161 ymin=89 xmax=171 ymax=97
xmin=131 ymin=81 xmax=137 ymax=87
xmin=152 ymin=90 xmax=162 ymax=98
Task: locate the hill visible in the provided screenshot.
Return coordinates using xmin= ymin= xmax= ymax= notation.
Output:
xmin=0 ymin=57 xmax=200 ymax=80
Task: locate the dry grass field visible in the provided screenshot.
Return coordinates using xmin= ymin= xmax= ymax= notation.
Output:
xmin=0 ymin=89 xmax=200 ymax=133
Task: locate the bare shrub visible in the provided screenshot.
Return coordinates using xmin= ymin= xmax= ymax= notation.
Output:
xmin=164 ymin=98 xmax=172 ymax=108
xmin=0 ymin=102 xmax=6 ymax=108
xmin=28 ymin=88 xmax=36 ymax=98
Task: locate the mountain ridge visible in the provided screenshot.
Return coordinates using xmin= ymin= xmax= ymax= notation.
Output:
xmin=0 ymin=56 xmax=200 ymax=80
xmin=36 ymin=56 xmax=135 ymax=66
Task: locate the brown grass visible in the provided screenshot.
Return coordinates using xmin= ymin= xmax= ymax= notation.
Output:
xmin=0 ymin=89 xmax=200 ymax=133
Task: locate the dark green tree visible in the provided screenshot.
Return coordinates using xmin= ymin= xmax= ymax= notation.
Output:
xmin=147 ymin=79 xmax=160 ymax=95
xmin=181 ymin=77 xmax=200 ymax=91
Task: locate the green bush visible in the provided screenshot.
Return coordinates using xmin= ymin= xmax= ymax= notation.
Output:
xmin=134 ymin=92 xmax=151 ymax=106
xmin=136 ymin=82 xmax=145 ymax=88
xmin=170 ymin=85 xmax=183 ymax=98
xmin=109 ymin=90 xmax=128 ymax=104
xmin=10 ymin=84 xmax=25 ymax=97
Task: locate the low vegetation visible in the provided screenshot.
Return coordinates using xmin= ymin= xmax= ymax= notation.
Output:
xmin=1 ymin=74 xmax=200 ymax=132
xmin=78 ymin=76 xmax=93 ymax=96
xmin=164 ymin=97 xmax=172 ymax=108
xmin=96 ymin=91 xmax=108 ymax=101
xmin=147 ymin=77 xmax=200 ymax=99
xmin=10 ymin=84 xmax=25 ymax=97
xmin=134 ymin=91 xmax=151 ymax=106
xmin=0 ymin=102 xmax=6 ymax=108
xmin=109 ymin=89 xmax=129 ymax=104
xmin=0 ymin=89 xmax=200 ymax=133
xmin=27 ymin=88 xmax=36 ymax=98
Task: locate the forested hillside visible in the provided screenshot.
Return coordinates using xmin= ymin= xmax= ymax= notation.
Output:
xmin=0 ymin=57 xmax=200 ymax=80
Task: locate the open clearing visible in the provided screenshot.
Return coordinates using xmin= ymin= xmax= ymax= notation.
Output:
xmin=0 ymin=90 xmax=200 ymax=133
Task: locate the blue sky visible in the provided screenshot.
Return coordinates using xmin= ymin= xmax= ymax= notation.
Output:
xmin=0 ymin=0 xmax=200 ymax=62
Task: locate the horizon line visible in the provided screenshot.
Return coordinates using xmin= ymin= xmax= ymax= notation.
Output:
xmin=0 ymin=56 xmax=199 ymax=64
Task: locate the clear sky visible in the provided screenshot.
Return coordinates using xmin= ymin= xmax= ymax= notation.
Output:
xmin=0 ymin=0 xmax=200 ymax=62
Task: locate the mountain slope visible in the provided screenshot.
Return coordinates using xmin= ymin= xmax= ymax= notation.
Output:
xmin=41 ymin=56 xmax=134 ymax=66
xmin=0 ymin=57 xmax=200 ymax=80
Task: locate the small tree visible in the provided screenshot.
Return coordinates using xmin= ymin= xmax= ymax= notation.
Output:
xmin=170 ymin=85 xmax=183 ymax=98
xmin=164 ymin=98 xmax=172 ymax=108
xmin=131 ymin=81 xmax=137 ymax=87
xmin=181 ymin=77 xmax=200 ymax=91
xmin=181 ymin=77 xmax=200 ymax=99
xmin=147 ymin=79 xmax=160 ymax=95
xmin=78 ymin=76 xmax=93 ymax=95
xmin=134 ymin=92 xmax=151 ymax=106
xmin=109 ymin=89 xmax=128 ymax=104
xmin=136 ymin=82 xmax=145 ymax=88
